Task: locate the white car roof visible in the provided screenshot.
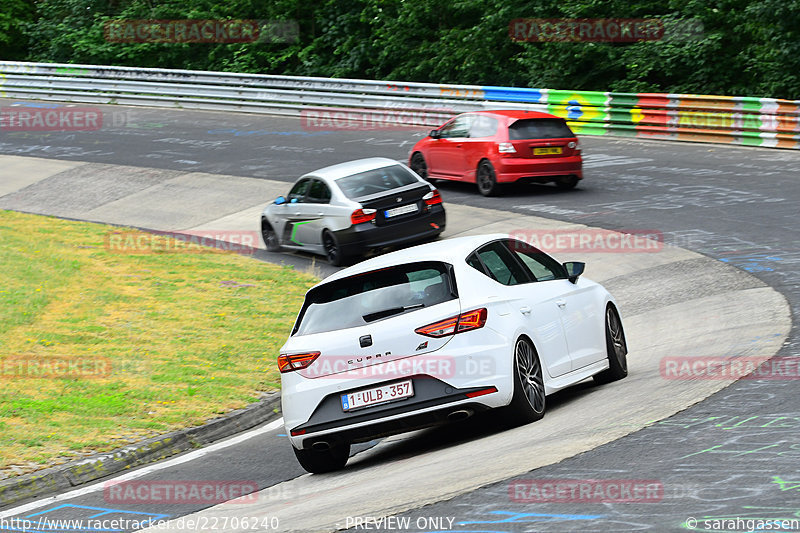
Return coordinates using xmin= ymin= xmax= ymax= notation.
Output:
xmin=316 ymin=233 xmax=510 ymax=286
xmin=304 ymin=157 xmax=405 ymax=182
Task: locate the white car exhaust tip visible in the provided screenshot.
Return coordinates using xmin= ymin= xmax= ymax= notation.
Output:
xmin=311 ymin=441 xmax=332 ymax=451
xmin=447 ymin=409 xmax=473 ymax=422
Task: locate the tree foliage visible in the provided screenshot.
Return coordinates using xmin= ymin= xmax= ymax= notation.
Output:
xmin=0 ymin=0 xmax=35 ymax=60
xmin=3 ymin=0 xmax=798 ymax=99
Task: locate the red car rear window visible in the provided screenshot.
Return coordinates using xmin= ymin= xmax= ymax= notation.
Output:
xmin=508 ymin=119 xmax=575 ymax=140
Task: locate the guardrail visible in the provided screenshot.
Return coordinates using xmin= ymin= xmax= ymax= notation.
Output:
xmin=1 ymin=61 xmax=798 ymax=149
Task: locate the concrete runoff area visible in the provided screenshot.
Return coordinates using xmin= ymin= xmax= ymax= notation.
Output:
xmin=0 ymin=155 xmax=791 ymax=532
xmin=0 ymin=156 xmax=85 ymax=198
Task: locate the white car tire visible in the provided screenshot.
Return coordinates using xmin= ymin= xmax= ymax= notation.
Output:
xmin=293 ymin=442 xmax=351 ymax=474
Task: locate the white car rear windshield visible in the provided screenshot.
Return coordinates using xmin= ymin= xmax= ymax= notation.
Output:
xmin=293 ymin=262 xmax=456 ymax=336
xmin=508 ymin=118 xmax=575 ymax=140
xmin=336 ymin=165 xmax=420 ymax=199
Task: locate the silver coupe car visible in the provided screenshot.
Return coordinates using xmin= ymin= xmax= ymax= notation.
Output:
xmin=261 ymin=158 xmax=446 ymax=265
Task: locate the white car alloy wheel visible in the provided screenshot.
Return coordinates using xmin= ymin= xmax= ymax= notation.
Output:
xmin=506 ymin=336 xmax=546 ymax=424
xmin=594 ymin=305 xmax=628 ymax=384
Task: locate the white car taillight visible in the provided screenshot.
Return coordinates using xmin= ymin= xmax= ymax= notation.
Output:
xmin=415 ymin=308 xmax=487 ymax=338
xmin=278 ymin=352 xmax=321 ymax=373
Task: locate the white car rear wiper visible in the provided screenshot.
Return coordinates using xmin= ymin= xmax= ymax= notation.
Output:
xmin=363 ymin=303 xmax=424 ymax=323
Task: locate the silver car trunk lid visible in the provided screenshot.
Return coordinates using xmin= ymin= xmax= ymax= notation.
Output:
xmin=356 ymin=183 xmax=432 ymax=226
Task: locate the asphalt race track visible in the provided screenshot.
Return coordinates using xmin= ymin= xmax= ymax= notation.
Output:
xmin=0 ymin=103 xmax=799 ymax=532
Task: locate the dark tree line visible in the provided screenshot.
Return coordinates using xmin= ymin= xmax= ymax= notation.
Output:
xmin=2 ymin=0 xmax=799 ymax=99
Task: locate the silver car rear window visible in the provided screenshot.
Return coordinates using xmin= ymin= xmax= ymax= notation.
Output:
xmin=293 ymin=262 xmax=456 ymax=336
xmin=336 ymin=165 xmax=419 ymax=199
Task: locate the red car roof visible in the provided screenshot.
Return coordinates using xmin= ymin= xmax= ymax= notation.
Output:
xmin=469 ymin=109 xmax=564 ymax=120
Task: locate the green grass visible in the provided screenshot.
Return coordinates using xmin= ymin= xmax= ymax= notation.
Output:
xmin=0 ymin=210 xmax=317 ymax=474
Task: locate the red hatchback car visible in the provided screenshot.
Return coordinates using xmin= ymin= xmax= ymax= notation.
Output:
xmin=409 ymin=110 xmax=583 ymax=196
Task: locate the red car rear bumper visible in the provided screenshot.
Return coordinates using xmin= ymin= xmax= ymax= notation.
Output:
xmin=493 ymin=155 xmax=583 ymax=183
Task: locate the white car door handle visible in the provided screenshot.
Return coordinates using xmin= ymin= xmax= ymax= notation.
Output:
xmin=556 ymin=299 xmax=567 ymax=308
xmin=520 ymin=306 xmax=531 ymax=315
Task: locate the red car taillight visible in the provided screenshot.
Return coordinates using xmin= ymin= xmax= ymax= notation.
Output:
xmin=350 ymin=208 xmax=376 ymax=225
xmin=498 ymin=142 xmax=517 ymax=154
xmin=423 ymin=189 xmax=442 ymax=206
xmin=278 ymin=351 xmax=321 ymax=373
xmin=415 ymin=308 xmax=487 ymax=338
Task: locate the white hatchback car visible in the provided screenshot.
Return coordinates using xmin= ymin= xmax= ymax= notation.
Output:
xmin=279 ymin=234 xmax=627 ymax=473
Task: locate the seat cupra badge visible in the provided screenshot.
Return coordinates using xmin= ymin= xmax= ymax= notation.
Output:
xmin=359 ymin=335 xmax=373 ymax=348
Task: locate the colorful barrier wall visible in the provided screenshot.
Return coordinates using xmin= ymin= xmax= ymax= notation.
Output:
xmin=480 ymin=87 xmax=800 ymax=149
xmin=2 ymin=61 xmax=799 ymax=149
